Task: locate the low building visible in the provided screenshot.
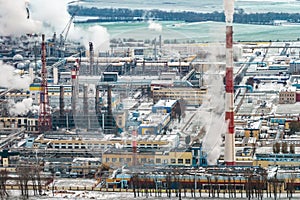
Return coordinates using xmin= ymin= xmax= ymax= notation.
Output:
xmin=102 ymin=146 xmax=206 ymax=168
xmin=138 ymin=113 xmax=170 ymax=135
xmin=71 ymin=157 xmax=101 ymax=177
xmin=253 ymin=153 xmax=300 ymax=168
xmin=279 ymin=86 xmax=296 ymax=104
xmin=244 ymin=121 xmax=262 ymax=139
xmin=0 ymin=117 xmax=38 ymax=132
xmin=152 ymin=87 xmax=207 ymax=106
xmin=33 ymin=133 xmax=179 ymax=150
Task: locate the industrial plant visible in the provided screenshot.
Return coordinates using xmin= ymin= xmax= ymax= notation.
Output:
xmin=1 ymin=0 xmax=300 ymax=199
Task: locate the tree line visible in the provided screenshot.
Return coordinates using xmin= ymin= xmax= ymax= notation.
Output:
xmin=68 ymin=5 xmax=300 ymax=25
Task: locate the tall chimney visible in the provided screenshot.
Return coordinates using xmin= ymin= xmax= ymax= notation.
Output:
xmin=59 ymin=85 xmax=65 ymax=117
xmin=89 ymin=42 xmax=94 ymax=75
xmin=71 ymin=59 xmax=79 ymax=116
xmin=83 ymin=84 xmax=89 ymax=129
xmin=224 ymin=0 xmax=236 ymax=166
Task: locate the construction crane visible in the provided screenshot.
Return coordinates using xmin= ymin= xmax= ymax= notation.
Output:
xmin=59 ymin=11 xmax=77 ymax=56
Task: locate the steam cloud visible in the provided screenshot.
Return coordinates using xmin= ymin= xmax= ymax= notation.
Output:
xmin=69 ymin=25 xmax=110 ymax=52
xmin=224 ymin=0 xmax=235 ymax=23
xmin=29 ymin=0 xmax=71 ymax=33
xmin=0 ymin=0 xmax=41 ymax=35
xmin=0 ymin=61 xmax=31 ymax=90
xmin=148 ymin=20 xmax=163 ymax=32
xmin=0 ymin=0 xmax=110 ymax=52
xmin=199 ymin=45 xmax=227 ymax=165
xmin=8 ymin=98 xmax=38 ymax=116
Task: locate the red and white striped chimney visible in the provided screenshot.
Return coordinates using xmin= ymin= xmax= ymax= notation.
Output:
xmin=224 ymin=0 xmax=235 ymax=166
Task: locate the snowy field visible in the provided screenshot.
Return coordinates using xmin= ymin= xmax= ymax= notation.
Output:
xmin=3 ymin=191 xmax=300 ymax=200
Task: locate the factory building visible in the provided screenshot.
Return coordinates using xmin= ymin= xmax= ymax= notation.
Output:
xmin=70 ymin=157 xmax=101 ymax=177
xmin=0 ymin=117 xmax=38 ymax=132
xmin=29 ymin=83 xmax=72 ymax=106
xmin=244 ymin=120 xmax=262 ymax=139
xmin=152 ymin=87 xmax=206 ymax=106
xmin=279 ymin=86 xmax=297 ymax=104
xmin=138 ymin=113 xmax=170 ymax=135
xmin=33 ymin=133 xmax=179 ymax=150
xmin=102 ymin=145 xmax=207 ymax=168
xmin=253 ymin=153 xmax=300 ymax=168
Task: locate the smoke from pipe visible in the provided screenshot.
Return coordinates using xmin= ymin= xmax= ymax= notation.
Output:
xmin=224 ymin=0 xmax=235 ymax=24
xmin=8 ymin=98 xmax=39 ymax=116
xmin=0 ymin=0 xmax=110 ymax=52
xmin=30 ymin=0 xmax=110 ymax=51
xmin=0 ymin=61 xmax=31 ymax=90
xmin=197 ymin=45 xmax=227 ymax=165
xmin=69 ymin=25 xmax=110 ymax=52
xmin=29 ymin=0 xmax=71 ymax=33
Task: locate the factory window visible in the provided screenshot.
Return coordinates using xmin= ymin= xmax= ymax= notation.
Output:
xmin=163 ymin=159 xmax=168 ymax=164
xmin=119 ymin=158 xmax=124 ymax=163
xmin=156 ymin=158 xmax=161 ymax=164
xmin=171 ymin=159 xmax=176 ymax=164
xmin=141 ymin=158 xmax=147 ymax=163
xmin=193 ymin=150 xmax=198 ymax=156
xmin=112 ymin=158 xmax=117 ymax=162
xmin=185 ymin=159 xmax=191 ymax=164
xmin=126 ymin=158 xmax=131 ymax=162
xmin=106 ymin=158 xmax=110 ymax=162
xmin=178 ymin=159 xmax=183 ymax=164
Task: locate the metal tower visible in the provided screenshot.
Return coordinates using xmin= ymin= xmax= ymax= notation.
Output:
xmin=39 ymin=34 xmax=52 ymax=133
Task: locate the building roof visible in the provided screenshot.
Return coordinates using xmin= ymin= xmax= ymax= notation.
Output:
xmin=154 ymin=99 xmax=177 ymax=108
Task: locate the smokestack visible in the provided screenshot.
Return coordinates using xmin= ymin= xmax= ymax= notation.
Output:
xmin=224 ymin=0 xmax=236 ymax=166
xmin=83 ymin=84 xmax=89 ymax=129
xmin=53 ymin=67 xmax=58 ymax=85
xmin=89 ymin=42 xmax=94 ymax=75
xmin=59 ymin=85 xmax=65 ymax=117
xmin=71 ymin=59 xmax=79 ymax=116
xmin=95 ymin=85 xmax=100 ymax=114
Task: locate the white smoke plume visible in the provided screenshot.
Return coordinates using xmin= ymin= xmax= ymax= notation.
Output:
xmin=29 ymin=0 xmax=110 ymax=51
xmin=0 ymin=0 xmax=41 ymax=36
xmin=29 ymin=0 xmax=71 ymax=34
xmin=148 ymin=20 xmax=163 ymax=32
xmin=224 ymin=0 xmax=235 ymax=24
xmin=198 ymin=44 xmax=227 ymax=165
xmin=8 ymin=98 xmax=38 ymax=116
xmin=0 ymin=61 xmax=31 ymax=90
xmin=0 ymin=0 xmax=110 ymax=52
xmin=69 ymin=25 xmax=110 ymax=52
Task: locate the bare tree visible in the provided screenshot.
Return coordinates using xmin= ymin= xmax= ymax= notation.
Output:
xmin=0 ymin=170 xmax=9 ymax=197
xmin=16 ymin=164 xmax=31 ymax=198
